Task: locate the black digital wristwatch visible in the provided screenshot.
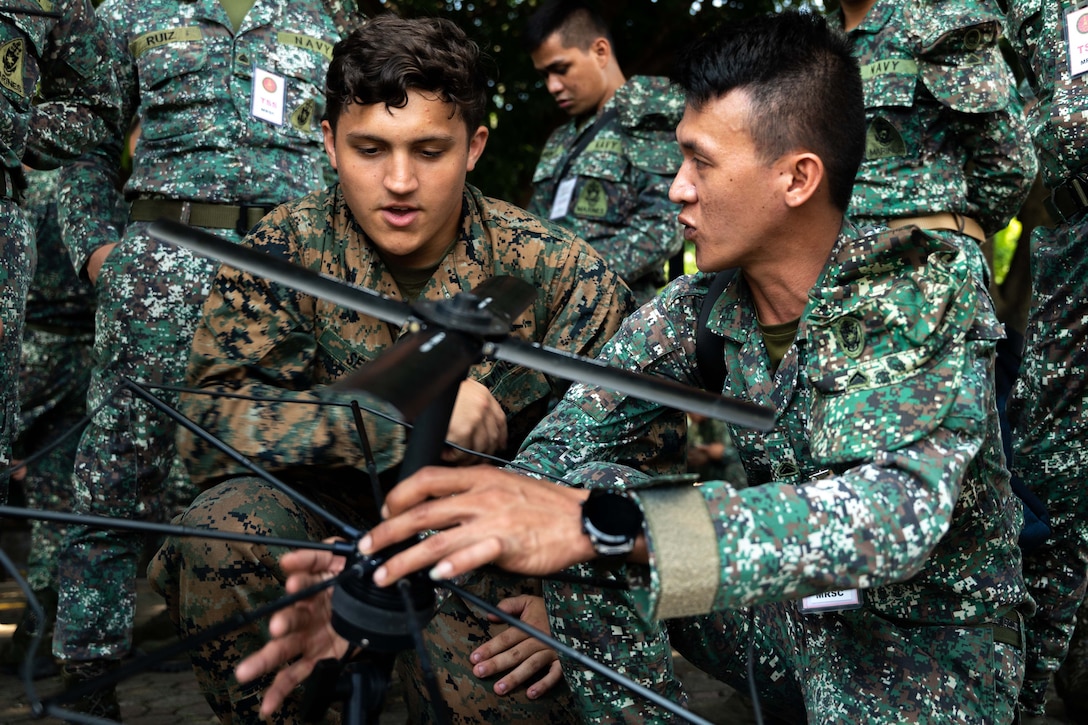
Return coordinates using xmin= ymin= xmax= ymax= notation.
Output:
xmin=581 ymin=489 xmax=644 ymax=557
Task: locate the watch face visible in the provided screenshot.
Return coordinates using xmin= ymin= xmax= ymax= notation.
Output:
xmin=582 ymin=490 xmax=643 ymax=556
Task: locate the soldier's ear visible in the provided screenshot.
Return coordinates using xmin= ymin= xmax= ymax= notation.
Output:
xmin=322 ymin=120 xmax=338 ymax=171
xmin=780 ymin=151 xmax=823 ymax=209
xmin=466 ymin=125 xmax=489 ymax=172
xmin=591 ymin=37 xmax=611 ymax=67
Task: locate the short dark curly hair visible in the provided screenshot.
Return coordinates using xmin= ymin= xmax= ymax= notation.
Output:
xmin=325 ymin=14 xmax=490 ymax=136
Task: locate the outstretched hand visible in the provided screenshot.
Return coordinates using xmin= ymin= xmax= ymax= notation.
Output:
xmin=234 ymin=546 xmax=351 ymax=718
xmin=471 ymin=594 xmax=564 ymax=699
xmin=360 ymin=465 xmax=594 ymax=585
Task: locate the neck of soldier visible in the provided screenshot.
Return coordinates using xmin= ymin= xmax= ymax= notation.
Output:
xmin=594 ymin=67 xmax=627 ymax=115
xmin=745 ymin=208 xmax=843 ymax=326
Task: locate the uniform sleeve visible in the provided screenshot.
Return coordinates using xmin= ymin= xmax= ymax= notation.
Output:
xmin=915 ymin=18 xmax=1038 ymax=235
xmin=948 ymin=78 xmax=1038 ymax=235
xmin=176 ymin=214 xmax=405 ymax=486
xmin=636 ymin=419 xmax=979 ymax=619
xmin=23 ymin=0 xmax=122 ymax=169
xmin=513 ymin=283 xmax=696 ymax=483
xmin=55 ymin=4 xmax=136 ymax=276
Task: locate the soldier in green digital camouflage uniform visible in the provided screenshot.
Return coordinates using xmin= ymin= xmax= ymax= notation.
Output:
xmin=51 ymin=0 xmax=365 ymax=717
xmin=0 ymin=167 xmax=98 ymax=673
xmin=0 ymin=0 xmax=119 ymax=503
xmin=835 ymin=0 xmax=1036 ymax=289
xmin=524 ymin=0 xmax=684 ymax=304
xmin=1002 ymin=1 xmax=1088 ymax=720
xmin=230 ymin=13 xmax=1031 ymax=724
xmin=148 ymin=15 xmax=633 ymax=724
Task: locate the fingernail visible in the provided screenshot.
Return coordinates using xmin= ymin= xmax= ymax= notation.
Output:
xmin=380 ymin=503 xmax=390 ymax=519
xmin=429 ymin=561 xmax=453 ymax=580
xmin=358 ymin=535 xmax=372 ymax=554
xmin=470 ymin=652 xmax=481 ymax=664
xmin=528 ymin=688 xmax=537 ymax=699
xmin=496 ymin=682 xmax=507 ymax=694
xmin=474 ymin=664 xmax=485 ymax=676
xmin=373 ymin=566 xmax=387 ymax=585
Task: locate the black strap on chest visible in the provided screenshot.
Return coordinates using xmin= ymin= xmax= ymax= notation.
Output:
xmin=694 ymin=268 xmax=738 ymax=394
xmin=556 ymin=107 xmax=619 ymax=181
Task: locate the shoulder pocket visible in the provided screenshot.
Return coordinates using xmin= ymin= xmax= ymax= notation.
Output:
xmin=805 ymin=248 xmax=974 ymax=462
xmin=918 ymin=20 xmax=1009 ymax=113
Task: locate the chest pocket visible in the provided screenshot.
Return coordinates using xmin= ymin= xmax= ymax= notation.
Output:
xmin=565 ymin=142 xmax=630 ymax=222
xmin=134 ymin=30 xmax=209 ymax=141
xmin=240 ymin=34 xmax=331 ymax=138
xmin=860 ymin=61 xmax=918 ymax=162
xmin=531 ymin=145 xmax=564 ymax=185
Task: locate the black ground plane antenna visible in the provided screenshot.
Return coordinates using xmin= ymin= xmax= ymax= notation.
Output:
xmin=0 ymin=219 xmax=775 ymax=724
xmin=147 ymin=219 xmax=776 ymax=431
xmin=145 ymin=218 xmax=769 ymax=725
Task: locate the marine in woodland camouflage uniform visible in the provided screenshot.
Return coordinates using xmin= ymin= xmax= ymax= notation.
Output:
xmin=150 ymin=184 xmax=631 ymax=723
xmin=149 ymin=15 xmax=633 ymax=724
xmin=50 ymin=0 xmax=364 ymax=709
xmin=525 ymin=1 xmax=684 ymax=304
xmin=528 ymin=76 xmax=686 ymax=303
xmin=1002 ymin=0 xmax=1088 ymax=718
xmin=0 ymin=0 xmax=119 ymax=498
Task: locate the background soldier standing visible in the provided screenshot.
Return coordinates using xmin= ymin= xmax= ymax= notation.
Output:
xmin=0 ymin=0 xmax=119 ymax=500
xmin=835 ymin=0 xmax=1035 ymax=277
xmin=51 ymin=0 xmax=364 ymax=718
xmin=1 ymin=166 xmax=101 ymax=677
xmin=524 ymin=0 xmax=685 ymax=304
xmin=1003 ymin=1 xmax=1088 ymax=721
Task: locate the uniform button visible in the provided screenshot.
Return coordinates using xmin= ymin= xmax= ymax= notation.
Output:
xmin=237 ymin=53 xmax=249 ymax=64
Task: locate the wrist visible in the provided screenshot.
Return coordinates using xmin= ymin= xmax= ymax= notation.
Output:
xmin=581 ymin=488 xmax=645 ymax=558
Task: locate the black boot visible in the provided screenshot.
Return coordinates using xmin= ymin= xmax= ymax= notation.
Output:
xmin=0 ymin=587 xmax=59 ymax=678
xmin=58 ymin=658 xmax=122 ymax=722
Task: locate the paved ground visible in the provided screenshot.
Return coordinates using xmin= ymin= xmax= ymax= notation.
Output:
xmin=0 ymin=519 xmax=1076 ymax=725
xmin=0 ymin=576 xmax=759 ymax=724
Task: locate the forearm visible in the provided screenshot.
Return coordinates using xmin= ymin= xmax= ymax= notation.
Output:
xmin=633 ymin=427 xmax=975 ymax=621
xmin=178 ymin=375 xmax=405 ymax=485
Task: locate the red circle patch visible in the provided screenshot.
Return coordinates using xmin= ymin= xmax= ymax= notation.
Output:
xmin=1078 ymin=13 xmax=1088 ymax=34
xmin=262 ymin=77 xmax=278 ymax=93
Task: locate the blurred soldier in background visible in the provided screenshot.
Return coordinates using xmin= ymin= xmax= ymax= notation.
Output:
xmin=524 ymin=0 xmax=684 ymax=303
xmin=52 ymin=1 xmax=364 ymax=718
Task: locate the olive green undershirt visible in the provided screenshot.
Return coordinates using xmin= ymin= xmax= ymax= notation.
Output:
xmin=219 ymin=0 xmax=256 ymax=32
xmin=381 ymin=238 xmax=459 ymax=302
xmin=758 ymin=317 xmax=800 ymax=372
xmin=387 ymin=263 xmax=440 ymax=302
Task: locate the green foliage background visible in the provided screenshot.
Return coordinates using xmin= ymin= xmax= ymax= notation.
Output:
xmin=356 ymin=1 xmax=830 ymax=205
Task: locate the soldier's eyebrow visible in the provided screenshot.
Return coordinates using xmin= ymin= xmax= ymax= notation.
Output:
xmin=539 ymin=60 xmax=569 ymax=75
xmin=678 ymin=138 xmax=703 ymax=157
xmin=343 ymin=131 xmax=457 ymax=146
